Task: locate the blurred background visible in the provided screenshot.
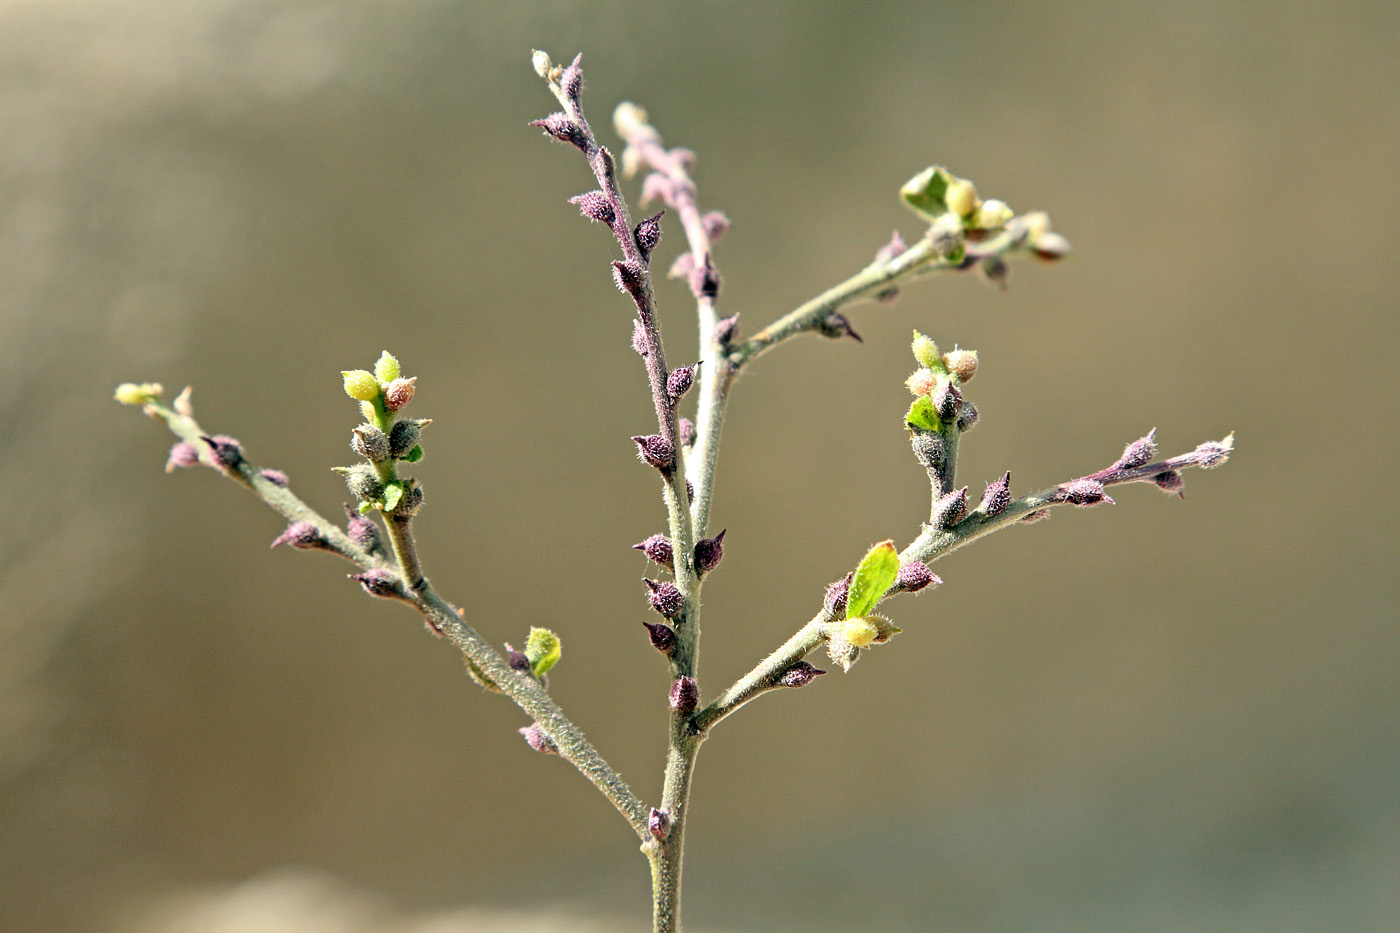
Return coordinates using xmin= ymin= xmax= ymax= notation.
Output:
xmin=3 ymin=1 xmax=1397 ymax=930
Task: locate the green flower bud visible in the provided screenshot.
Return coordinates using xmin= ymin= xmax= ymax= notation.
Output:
xmin=970 ymin=199 xmax=1013 ymax=230
xmin=525 ymin=627 xmax=562 ymax=678
xmin=114 ymin=382 xmax=163 ymax=406
xmin=342 ymin=370 xmax=380 ymax=402
xmin=911 ymin=331 xmax=942 ymax=370
xmin=374 ymin=351 xmax=400 ymax=383
xmin=944 ymin=177 xmax=980 ymax=219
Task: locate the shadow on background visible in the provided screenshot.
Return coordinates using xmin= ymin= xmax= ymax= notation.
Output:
xmin=2 ymin=1 xmax=1397 ymax=930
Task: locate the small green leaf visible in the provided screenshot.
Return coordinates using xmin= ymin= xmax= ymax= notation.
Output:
xmin=525 ymin=627 xmax=562 ymax=678
xmin=402 ymin=445 xmax=424 ymax=463
xmin=899 ymin=166 xmax=953 ymax=221
xmin=381 ymin=481 xmax=404 ymax=512
xmin=357 ymin=501 xmax=374 ymax=515
xmin=906 ymin=396 xmax=941 ymax=432
xmin=845 ymin=540 xmax=900 ymax=620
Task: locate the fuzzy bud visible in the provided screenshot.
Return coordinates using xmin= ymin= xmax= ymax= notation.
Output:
xmin=702 ymin=211 xmax=730 ymax=241
xmin=644 ymin=578 xmax=684 ymax=618
xmin=504 ymin=643 xmax=531 ymax=672
xmin=668 ymin=676 xmax=699 ymax=713
xmin=633 ymin=534 xmax=674 ymax=568
xmin=642 ymin=621 xmax=676 ymax=654
xmin=519 ymin=723 xmax=558 ymax=755
xmin=779 ymin=661 xmax=827 ymax=688
xmin=270 ymin=521 xmax=327 ymax=550
xmin=114 ymin=381 xmax=163 ymax=406
xmin=352 ymin=424 xmax=391 ymax=462
xmin=911 ymin=331 xmax=942 ymax=369
xmin=910 ymin=431 xmax=944 ymax=472
xmin=933 ymin=487 xmax=969 ymax=527
xmin=906 ymin=368 xmax=939 ymax=397
xmin=1057 ymin=478 xmax=1114 ymax=507
xmin=689 ymin=254 xmax=721 ymax=299
xmin=693 ymin=529 xmax=725 ymax=575
xmin=335 ymin=463 xmax=385 ymax=502
xmin=530 ymin=112 xmax=588 ymax=150
xmin=342 ymin=370 xmax=380 ymax=402
xmin=389 ymin=419 xmax=429 ymax=459
xmin=166 ymin=441 xmax=200 ymax=472
xmin=373 ymin=351 xmax=400 ymax=383
xmin=1032 ymin=230 xmax=1073 ymax=261
xmin=568 ymin=190 xmax=614 ymax=225
xmin=971 ymin=199 xmax=1013 ymax=230
xmin=713 ymin=313 xmax=739 ymax=347
xmin=343 ymin=503 xmax=382 ymax=553
xmin=956 ymin=400 xmax=980 ymax=432
xmin=944 ymin=177 xmax=980 ymax=218
xmin=1154 ymin=470 xmax=1185 ymax=496
xmin=558 ymin=55 xmax=583 ymax=100
xmin=349 ymin=569 xmax=406 ymax=600
xmin=816 ymin=313 xmax=861 ymax=342
xmin=200 ymin=435 xmax=244 ymax=470
xmin=611 ymin=259 xmax=647 ymax=299
xmin=634 ymin=211 xmax=663 ymax=259
xmin=632 ymin=319 xmax=649 ymax=356
xmin=979 ymin=471 xmax=1012 ymax=516
xmin=631 ymin=434 xmax=674 ymax=471
xmin=979 ymin=254 xmax=1009 ymax=290
xmin=1116 ymin=430 xmax=1158 ymax=469
xmin=943 ymin=349 xmax=979 ymax=383
xmin=1193 ymin=435 xmax=1233 ymax=469
xmin=677 ymin=418 xmax=697 ymax=447
xmin=382 ymin=377 xmax=416 ymax=411
xmin=932 ymin=378 xmax=963 ymax=422
xmin=666 ymin=364 xmax=696 ymax=402
xmin=648 ymin=807 xmax=671 ymax=840
xmin=389 ymin=482 xmax=423 ymax=518
xmin=895 ymin=561 xmax=939 ymax=593
xmin=258 ymin=468 xmax=289 ymax=488
xmin=823 ymin=573 xmax=851 ymax=618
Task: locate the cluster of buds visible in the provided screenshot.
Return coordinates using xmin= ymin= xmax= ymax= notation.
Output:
xmin=906 ymin=331 xmax=980 ymax=495
xmin=336 ymin=351 xmax=428 ymax=519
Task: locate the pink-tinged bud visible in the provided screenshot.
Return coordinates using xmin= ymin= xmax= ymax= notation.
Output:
xmin=906 ymin=368 xmax=939 ymax=397
xmin=669 ymin=147 xmax=695 ymax=170
xmin=1192 ymin=437 xmax=1233 ymax=469
xmin=910 ymin=431 xmax=944 ymax=472
xmin=642 ymin=621 xmax=676 ymax=654
xmin=258 ymin=468 xmax=289 ymax=488
xmin=1154 ymin=470 xmax=1185 ymax=497
xmin=702 ymin=211 xmax=729 ymax=241
xmin=559 ymin=55 xmax=583 ymax=99
xmin=640 ymin=172 xmax=671 ymax=206
xmin=874 ymin=229 xmax=907 ymax=264
xmin=980 ymin=471 xmax=1012 ymax=516
xmin=713 ymin=313 xmax=739 ymax=346
xmin=200 ymin=435 xmax=243 ymax=470
xmin=668 ymin=252 xmax=695 ymax=280
xmin=389 ymin=419 xmax=429 ymax=459
xmin=644 ymin=578 xmax=684 ymax=618
xmin=669 ymin=676 xmax=699 ymax=713
xmin=632 ymin=319 xmax=649 ymax=356
xmin=166 ymin=441 xmax=200 ymax=472
xmin=519 ymin=722 xmax=558 ymax=755
xmin=932 ymin=378 xmax=963 ymax=422
xmin=352 ymin=424 xmax=391 ymax=462
xmin=895 ymin=561 xmax=939 ymax=593
xmin=1021 ymin=508 xmax=1052 ymax=524
xmin=943 ymin=348 xmax=979 ymax=383
xmin=955 ymin=400 xmax=980 ymax=432
xmin=1057 ymin=478 xmax=1114 ymax=507
xmin=343 ymin=503 xmax=383 ymax=554
xmin=666 ymin=364 xmax=697 ymax=402
xmin=1032 ymin=230 xmax=1072 ymax=261
xmin=633 ymin=534 xmax=674 ymax=568
xmin=631 ymin=434 xmax=674 ymax=471
xmin=823 ymin=573 xmax=851 ymax=618
xmin=648 ymin=807 xmax=672 ymax=840
xmin=694 ymin=529 xmax=725 ymax=575
xmin=817 ymin=313 xmax=861 ymax=342
xmin=933 ymin=487 xmax=969 ymax=527
xmin=779 ymin=661 xmax=827 ymax=688
xmin=677 ymin=418 xmax=697 ymax=447
xmin=529 ymin=112 xmax=588 ymax=150
xmin=349 ymin=569 xmax=407 ymax=600
xmin=634 ymin=211 xmax=664 ymax=260
xmin=504 ymin=643 xmax=531 ymax=672
xmin=270 ymin=521 xmax=327 ymax=550
xmin=382 ymin=377 xmax=417 ymax=411
xmin=611 ymin=259 xmax=647 ymax=299
xmin=1116 ymin=430 xmax=1157 ymax=469
xmin=688 ymin=254 xmax=721 ymax=299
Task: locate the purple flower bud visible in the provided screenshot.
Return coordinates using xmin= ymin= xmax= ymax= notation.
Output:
xmin=823 ymin=573 xmax=851 ymax=618
xmin=910 ymin=431 xmax=944 ymax=471
xmin=816 ymin=313 xmax=861 ymax=342
xmin=979 ymin=471 xmax=1012 ymax=516
xmin=352 ymin=424 xmax=391 ymax=462
xmin=634 ymin=211 xmax=664 ymax=260
xmin=383 ymin=377 xmax=417 ymax=411
xmin=932 ymin=379 xmax=963 ymax=422
xmin=677 ymin=418 xmax=697 ymax=447
xmin=165 ymin=441 xmax=200 ymax=472
xmin=258 ymin=468 xmax=289 ymax=487
xmin=895 ymin=561 xmax=939 ymax=593
xmin=1192 ymin=439 xmax=1232 ymax=469
xmin=1116 ymin=430 xmax=1158 ymax=469
xmin=694 ymin=529 xmax=725 ymax=575
xmin=611 ymin=259 xmax=647 ymax=299
xmin=390 ymin=482 xmax=423 ymax=518
xmin=644 ymin=578 xmax=684 ymax=618
xmin=701 ymin=211 xmax=729 ymax=241
xmin=568 ymin=190 xmax=614 ymax=225
xmin=668 ymin=252 xmax=695 ymax=280
xmin=642 ymin=621 xmax=676 ymax=654
xmin=933 ymin=487 xmax=969 ymax=527
xmin=874 ymin=230 xmax=907 ymax=264
xmin=632 ymin=319 xmax=649 ymax=356
xmin=779 ymin=661 xmax=827 ymax=688
xmin=270 ymin=521 xmax=326 ymax=550
xmin=955 ymin=400 xmax=979 ymax=432
xmin=200 ymin=434 xmax=243 ymax=470
xmin=1057 ymin=478 xmax=1114 ymax=507
xmin=504 ymin=643 xmax=531 ymax=672
xmin=633 ymin=534 xmax=674 ymax=568
xmin=389 ymin=419 xmax=429 ymax=459
xmin=688 ymin=254 xmax=720 ymax=299
xmin=669 ymin=147 xmax=695 ymax=170
xmin=713 ymin=313 xmax=739 ymax=346
xmin=529 ymin=112 xmax=588 ymax=150
xmin=648 ymin=807 xmax=672 ymax=840
xmin=559 ymin=55 xmax=583 ymax=100
xmin=1154 ymin=470 xmax=1185 ymax=497
xmin=343 ymin=503 xmax=382 ymax=553
xmin=519 ymin=722 xmax=558 ymax=755
xmin=631 ymin=434 xmax=674 ymax=471
xmin=640 ymin=172 xmax=671 ymax=207
xmin=669 ymin=676 xmax=699 ymax=713
xmin=349 ymin=568 xmax=406 ymax=600
xmin=666 ymin=364 xmax=697 ymax=402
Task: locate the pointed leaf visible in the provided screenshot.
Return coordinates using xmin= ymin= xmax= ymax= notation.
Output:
xmin=900 ymin=166 xmax=953 ymax=221
xmin=906 ymin=396 xmax=941 ymax=432
xmin=845 ymin=540 xmax=900 ymax=619
xmin=381 ymin=481 xmax=404 ymax=512
xmin=525 ymin=627 xmax=562 ymax=678
xmin=402 ymin=445 xmax=424 ymax=463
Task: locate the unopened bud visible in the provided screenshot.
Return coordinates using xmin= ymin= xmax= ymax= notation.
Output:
xmin=816 ymin=313 xmax=861 ymax=342
xmin=1154 ymin=470 xmax=1185 ymax=496
xmin=519 ymin=722 xmax=558 ymax=755
xmin=910 ymin=431 xmax=944 ymax=472
xmin=530 ymin=112 xmax=588 ymax=150
xmin=633 ymin=533 xmax=674 ymax=568
xmin=166 ymin=441 xmax=200 ymax=472
xmin=669 ymin=676 xmax=699 ymax=713
xmin=933 ymin=487 xmax=968 ymax=527
xmin=634 ymin=211 xmax=664 ymax=259
xmin=944 ymin=177 xmax=980 ymax=218
xmin=335 ymin=463 xmax=385 ymax=502
xmin=1032 ymin=230 xmax=1073 ymax=261
xmin=631 ymin=434 xmax=674 ymax=471
xmin=644 ymin=578 xmax=683 ymax=618
xmin=979 ymin=471 xmax=1012 ymax=516
xmin=1193 ymin=434 xmax=1234 ymax=469
xmin=779 ymin=661 xmax=827 ymax=688
xmin=693 ymin=529 xmax=725 ymax=575
xmin=611 ymin=259 xmax=647 ymax=299
xmin=558 ymin=56 xmax=583 ymax=100
xmin=713 ymin=313 xmax=739 ymax=346
xmin=906 ymin=368 xmax=939 ymax=397
xmin=932 ymin=378 xmax=963 ymax=422
xmin=270 ymin=521 xmax=327 ymax=550
xmin=114 ymin=382 xmax=163 ymax=406
xmin=943 ymin=349 xmax=978 ymax=383
xmin=895 ymin=561 xmax=939 ymax=593
xmin=200 ymin=435 xmax=244 ymax=470
xmin=911 ymin=331 xmax=942 ymax=369
xmin=383 ymin=377 xmax=416 ymax=411
xmin=823 ymin=573 xmax=851 ymax=618
xmin=374 ymin=351 xmax=400 ymax=383
xmin=648 ymin=807 xmax=671 ymax=840
xmin=352 ymin=424 xmax=391 ymax=462
xmin=1057 ymin=478 xmax=1114 ymax=507
xmin=568 ymin=190 xmax=614 ymax=225
xmin=504 ymin=643 xmax=531 ymax=672
xmin=642 ymin=621 xmax=676 ymax=654
xmin=342 ymin=370 xmax=380 ymax=402
xmin=666 ymin=364 xmax=697 ymax=402
xmin=389 ymin=482 xmax=423 ymax=518
xmin=632 ymin=319 xmax=649 ymax=355
xmin=389 ymin=419 xmax=429 ymax=459
xmin=677 ymin=418 xmax=697 ymax=447
xmin=701 ymin=211 xmax=729 ymax=241
xmin=979 ymin=254 xmax=1009 ymax=290
xmin=258 ymin=468 xmax=289 ymax=488
xmin=955 ymin=400 xmax=980 ymax=432
xmin=970 ymin=198 xmax=1013 ymax=230
xmin=343 ymin=503 xmax=383 ymax=553
xmin=688 ymin=253 xmax=721 ymax=299
xmin=349 ymin=568 xmax=406 ymax=600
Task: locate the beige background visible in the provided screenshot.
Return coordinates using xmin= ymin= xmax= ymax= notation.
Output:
xmin=3 ymin=1 xmax=1397 ymax=930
